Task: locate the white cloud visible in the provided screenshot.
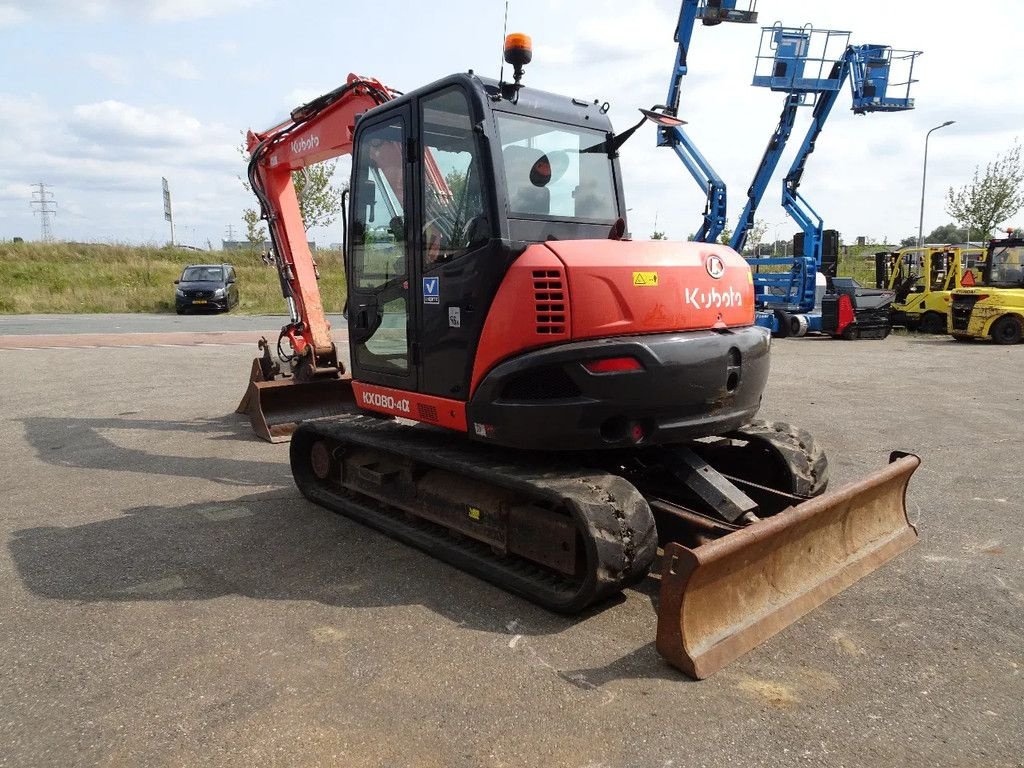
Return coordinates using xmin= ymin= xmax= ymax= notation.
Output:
xmin=286 ymin=87 xmax=322 ymax=109
xmin=4 ymin=0 xmax=261 ymax=23
xmin=0 ymin=4 xmax=28 ymax=26
xmin=0 ymin=182 xmax=29 ymax=202
xmin=162 ymin=58 xmax=202 ymax=81
xmin=3 ymin=0 xmax=1024 ymax=246
xmin=0 ymin=94 xmax=247 ymax=243
xmin=84 ymin=53 xmax=132 ymax=85
xmin=70 ymin=100 xmax=204 ymax=146
xmin=145 ymin=0 xmax=259 ymax=22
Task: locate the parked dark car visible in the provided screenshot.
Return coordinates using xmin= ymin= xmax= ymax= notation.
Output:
xmin=174 ymin=264 xmax=239 ymax=314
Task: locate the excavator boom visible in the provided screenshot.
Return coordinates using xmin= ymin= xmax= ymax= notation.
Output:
xmin=237 ymin=76 xmax=396 ymax=441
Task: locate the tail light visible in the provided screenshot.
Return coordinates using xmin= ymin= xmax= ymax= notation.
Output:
xmin=583 ymin=356 xmax=644 ymax=374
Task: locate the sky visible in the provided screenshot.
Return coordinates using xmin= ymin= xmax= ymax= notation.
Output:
xmin=1 ymin=0 xmax=1023 ymax=249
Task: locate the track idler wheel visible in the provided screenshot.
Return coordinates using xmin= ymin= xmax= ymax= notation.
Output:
xmin=309 ymin=440 xmax=333 ymax=480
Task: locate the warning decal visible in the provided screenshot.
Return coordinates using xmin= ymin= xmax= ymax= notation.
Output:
xmin=633 ymin=271 xmax=659 ymax=287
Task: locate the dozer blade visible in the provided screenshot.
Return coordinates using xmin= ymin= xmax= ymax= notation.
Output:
xmin=656 ymin=452 xmax=920 ymax=679
xmin=236 ymin=363 xmax=357 ymax=443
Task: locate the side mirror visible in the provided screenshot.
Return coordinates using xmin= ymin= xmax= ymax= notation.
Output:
xmin=639 ymin=108 xmax=688 ymax=128
xmin=174 ymin=279 xmax=180 ymax=284
xmin=226 ymin=276 xmax=235 ymax=284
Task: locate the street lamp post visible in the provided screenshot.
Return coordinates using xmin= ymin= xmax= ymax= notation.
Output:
xmin=918 ymin=120 xmax=956 ymax=248
xmin=765 ymin=219 xmax=786 ymax=257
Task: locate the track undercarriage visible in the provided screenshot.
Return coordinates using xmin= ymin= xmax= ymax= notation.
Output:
xmin=291 ymin=415 xmax=918 ymax=678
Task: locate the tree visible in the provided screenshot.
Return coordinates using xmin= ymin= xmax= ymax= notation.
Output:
xmin=293 ymin=163 xmax=345 ymax=230
xmin=925 ymin=223 xmax=969 ymax=244
xmin=651 ymin=230 xmax=667 ymax=240
xmin=238 ymin=138 xmax=344 ymax=232
xmin=719 ymin=225 xmax=733 ymax=246
xmin=746 ymin=219 xmax=768 ymax=255
xmin=242 ymin=208 xmax=266 ymax=248
xmin=946 ymin=140 xmax=1024 ymax=241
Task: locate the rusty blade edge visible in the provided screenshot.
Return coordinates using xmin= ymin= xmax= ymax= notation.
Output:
xmin=656 ymin=453 xmax=921 ymax=679
xmin=688 ymin=524 xmax=918 ymax=664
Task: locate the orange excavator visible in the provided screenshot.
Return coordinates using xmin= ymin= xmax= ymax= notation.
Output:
xmin=236 ymin=36 xmax=920 ymax=678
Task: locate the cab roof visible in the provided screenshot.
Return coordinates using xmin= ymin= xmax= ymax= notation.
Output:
xmin=360 ymin=72 xmax=616 ymax=135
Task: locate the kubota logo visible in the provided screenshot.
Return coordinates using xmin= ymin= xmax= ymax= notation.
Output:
xmin=706 ymin=254 xmax=726 ymax=279
xmin=362 ymin=391 xmax=411 ymax=414
xmin=291 ymin=134 xmax=320 ymax=155
xmin=684 ymin=286 xmax=743 ymax=309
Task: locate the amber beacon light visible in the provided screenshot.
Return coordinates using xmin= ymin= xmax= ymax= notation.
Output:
xmin=504 ymin=33 xmax=533 ymax=84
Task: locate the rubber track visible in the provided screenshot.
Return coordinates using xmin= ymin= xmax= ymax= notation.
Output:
xmin=731 ymin=420 xmax=830 ymax=497
xmin=291 ymin=415 xmax=658 ymax=614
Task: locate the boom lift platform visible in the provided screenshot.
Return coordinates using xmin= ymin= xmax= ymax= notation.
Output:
xmin=237 ymin=33 xmax=920 ymax=678
xmin=730 ymin=24 xmax=920 ymax=337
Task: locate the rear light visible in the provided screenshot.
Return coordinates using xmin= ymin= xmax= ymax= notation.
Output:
xmin=583 ymin=356 xmax=644 ymax=374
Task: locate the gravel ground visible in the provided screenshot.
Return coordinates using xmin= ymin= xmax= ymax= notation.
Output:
xmin=0 ymin=324 xmax=1021 ymax=767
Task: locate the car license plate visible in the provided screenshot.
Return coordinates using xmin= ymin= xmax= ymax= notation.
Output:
xmin=192 ymin=299 xmax=208 ymax=304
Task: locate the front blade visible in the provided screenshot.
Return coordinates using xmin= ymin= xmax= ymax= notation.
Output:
xmin=656 ymin=453 xmax=920 ymax=679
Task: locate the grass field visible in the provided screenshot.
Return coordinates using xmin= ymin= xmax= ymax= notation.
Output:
xmin=0 ymin=240 xmax=884 ymax=315
xmin=0 ymin=242 xmax=346 ymax=314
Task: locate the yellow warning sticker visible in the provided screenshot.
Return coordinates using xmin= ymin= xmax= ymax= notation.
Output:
xmin=468 ymin=507 xmax=482 ymax=521
xmin=633 ymin=271 xmax=659 ymax=287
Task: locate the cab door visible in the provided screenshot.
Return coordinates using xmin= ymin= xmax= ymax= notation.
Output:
xmin=414 ymin=85 xmax=498 ymax=399
xmin=347 ymin=106 xmax=417 ymax=391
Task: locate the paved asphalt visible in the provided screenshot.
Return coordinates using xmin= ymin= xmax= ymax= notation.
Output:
xmin=0 ymin=313 xmax=345 ymax=336
xmin=0 ymin=316 xmax=1021 ymax=767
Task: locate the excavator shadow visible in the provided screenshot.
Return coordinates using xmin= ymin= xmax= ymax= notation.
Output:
xmin=19 ymin=415 xmax=285 ymax=488
xmin=14 ymin=414 xmax=646 ymax=648
xmin=8 ymin=489 xmax=638 ymax=643
xmin=558 ymin=642 xmax=686 ymax=688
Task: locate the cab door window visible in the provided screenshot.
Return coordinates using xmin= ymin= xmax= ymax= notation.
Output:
xmin=349 ymin=118 xmax=410 ymax=374
xmin=420 ymin=87 xmax=489 ymax=267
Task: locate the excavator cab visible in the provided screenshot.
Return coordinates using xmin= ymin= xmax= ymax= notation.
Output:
xmin=346 ymin=74 xmax=629 ymax=412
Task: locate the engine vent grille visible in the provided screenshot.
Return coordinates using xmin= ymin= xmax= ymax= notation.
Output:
xmin=951 ymin=296 xmax=979 ymax=331
xmin=417 ymin=403 xmax=439 ymax=423
xmin=533 ymin=269 xmax=566 ymax=335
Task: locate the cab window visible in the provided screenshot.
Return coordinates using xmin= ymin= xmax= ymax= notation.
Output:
xmin=420 ymin=87 xmax=489 ymax=267
xmin=495 ymin=112 xmax=618 ymax=222
xmin=990 ymin=245 xmax=1024 ymax=286
xmin=349 ymin=117 xmax=410 ymax=374
xmin=350 ymin=120 xmax=407 ymax=291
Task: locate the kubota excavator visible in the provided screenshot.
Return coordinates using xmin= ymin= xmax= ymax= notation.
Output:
xmin=236 ymin=32 xmax=920 ymax=678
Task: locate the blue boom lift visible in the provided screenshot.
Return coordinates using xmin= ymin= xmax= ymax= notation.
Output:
xmin=729 ymin=24 xmax=920 ymax=336
xmin=647 ymin=0 xmax=759 ymax=243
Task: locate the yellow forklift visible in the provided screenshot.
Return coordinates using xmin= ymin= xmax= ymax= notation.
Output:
xmin=875 ymin=244 xmax=985 ymax=333
xmin=949 ymin=234 xmax=1024 ymax=344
